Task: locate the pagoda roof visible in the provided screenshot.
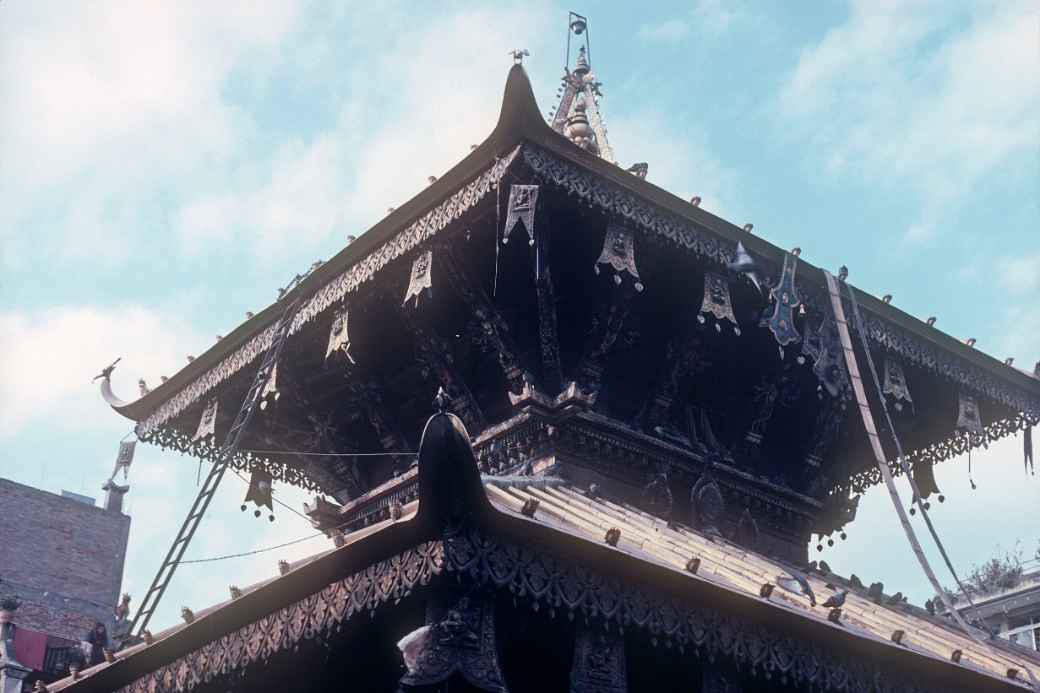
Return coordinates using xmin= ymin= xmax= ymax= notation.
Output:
xmin=50 ymin=413 xmax=1038 ymax=693
xmin=102 ymin=64 xmax=1040 ymax=482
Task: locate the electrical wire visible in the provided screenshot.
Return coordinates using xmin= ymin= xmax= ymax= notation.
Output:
xmin=830 ymin=272 xmax=1037 ymax=683
xmin=177 ymin=532 xmax=325 ymax=565
xmin=843 ymin=284 xmax=987 ymax=622
xmin=240 ymin=449 xmax=415 ymax=457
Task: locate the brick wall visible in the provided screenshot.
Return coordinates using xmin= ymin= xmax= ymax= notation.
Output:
xmin=0 ymin=478 xmax=131 ymax=642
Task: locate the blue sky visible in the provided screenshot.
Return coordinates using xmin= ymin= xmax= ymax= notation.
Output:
xmin=1 ymin=1 xmax=1037 ymax=631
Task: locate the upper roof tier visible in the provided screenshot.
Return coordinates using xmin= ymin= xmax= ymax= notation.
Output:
xmin=100 ymin=65 xmax=1040 ymax=504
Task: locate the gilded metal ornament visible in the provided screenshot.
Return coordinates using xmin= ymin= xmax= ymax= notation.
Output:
xmin=698 ymin=272 xmax=738 ymax=334
xmin=402 ymin=249 xmax=434 ymax=309
xmin=502 ymin=185 xmax=539 ymax=246
xmin=594 ymin=223 xmax=644 ymax=292
xmin=325 ymin=310 xmax=356 ymax=364
xmin=192 ymin=399 xmax=218 ymax=442
xmin=764 ymin=252 xmax=802 ymax=348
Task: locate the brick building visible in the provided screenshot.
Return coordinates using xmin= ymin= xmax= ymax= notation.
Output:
xmin=0 ymin=477 xmax=131 ymax=688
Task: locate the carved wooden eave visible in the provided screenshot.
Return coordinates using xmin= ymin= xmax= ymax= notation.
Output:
xmin=101 ymin=63 xmax=1040 ymax=498
xmin=50 ymin=411 xmax=1037 ymax=693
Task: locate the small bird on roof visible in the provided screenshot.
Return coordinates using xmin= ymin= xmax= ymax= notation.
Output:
xmin=818 ymin=560 xmax=833 ymax=575
xmin=886 ymin=591 xmax=905 ymax=606
xmin=848 ymin=574 xmax=863 ymax=589
xmin=838 ymin=265 xmax=849 ymax=282
xmin=867 ymin=582 xmax=884 ymax=603
xmin=777 ymin=571 xmax=816 ymax=607
xmin=822 ymin=590 xmax=847 ymax=609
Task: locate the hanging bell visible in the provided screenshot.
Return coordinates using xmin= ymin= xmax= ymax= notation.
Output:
xmin=570 ymin=14 xmax=587 ymax=35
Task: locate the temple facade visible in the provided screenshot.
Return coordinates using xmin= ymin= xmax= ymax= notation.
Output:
xmin=39 ymin=16 xmax=1040 ymax=693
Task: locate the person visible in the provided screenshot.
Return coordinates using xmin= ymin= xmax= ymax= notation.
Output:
xmin=84 ymin=622 xmax=108 ymax=666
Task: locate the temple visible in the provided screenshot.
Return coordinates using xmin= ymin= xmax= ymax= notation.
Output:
xmin=52 ymin=16 xmax=1040 ymax=693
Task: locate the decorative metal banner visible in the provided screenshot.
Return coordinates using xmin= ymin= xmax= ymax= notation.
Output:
xmin=571 ymin=627 xmax=627 ymax=693
xmin=192 ymin=399 xmax=218 ymax=442
xmin=502 ymin=184 xmax=538 ymax=246
xmin=241 ymin=466 xmax=274 ymax=521
xmin=325 ymin=310 xmax=356 ymax=364
xmin=698 ymin=272 xmax=739 ymax=334
xmin=956 ymin=392 xmax=983 ymax=435
xmin=1025 ymin=425 xmax=1034 ymax=476
xmin=116 ymin=440 xmax=136 ymax=470
xmin=594 ymin=222 xmax=644 ymax=292
xmin=764 ymin=251 xmax=802 ymax=350
xmin=800 ymin=313 xmax=848 ymax=399
xmin=911 ymin=459 xmax=942 ymax=500
xmin=402 ymin=249 xmax=434 ymax=309
xmin=259 ymin=363 xmax=280 ymax=411
xmin=882 ymin=358 xmax=914 ymax=413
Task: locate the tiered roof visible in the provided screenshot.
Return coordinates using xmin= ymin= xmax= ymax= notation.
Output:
xmin=49 ymin=411 xmax=1038 ymax=692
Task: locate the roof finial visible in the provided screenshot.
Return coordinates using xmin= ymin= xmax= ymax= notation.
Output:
xmin=433 ymin=386 xmax=451 ymax=413
xmin=574 ymin=45 xmax=590 ymax=76
xmin=508 ymin=48 xmax=529 ymax=65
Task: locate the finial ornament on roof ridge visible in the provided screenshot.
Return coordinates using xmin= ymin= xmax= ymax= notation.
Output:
xmin=508 ymin=48 xmax=529 ymax=65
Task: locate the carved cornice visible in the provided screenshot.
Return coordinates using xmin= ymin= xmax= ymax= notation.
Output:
xmin=73 ymin=525 xmax=1020 ymax=693
xmin=442 ymin=527 xmax=994 ymax=693
xmin=113 ymin=541 xmax=445 ymax=693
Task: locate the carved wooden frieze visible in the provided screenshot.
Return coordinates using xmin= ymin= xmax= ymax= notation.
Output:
xmin=399 ymin=593 xmax=508 ymax=692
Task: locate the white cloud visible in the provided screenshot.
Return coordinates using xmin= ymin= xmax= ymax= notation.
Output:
xmin=0 ymin=1 xmax=304 ymax=267
xmin=0 ymin=305 xmax=207 ymax=438
xmin=607 ymin=110 xmax=738 ymax=220
xmin=638 ymin=19 xmax=691 ymax=44
xmin=176 ymin=5 xmax=556 ymax=258
xmin=997 ymin=252 xmax=1040 ymax=295
xmin=777 ymin=1 xmax=1039 ymax=245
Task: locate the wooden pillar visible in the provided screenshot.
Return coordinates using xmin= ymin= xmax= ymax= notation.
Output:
xmin=570 ymin=626 xmax=627 ymax=693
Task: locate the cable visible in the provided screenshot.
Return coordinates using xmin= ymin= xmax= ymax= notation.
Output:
xmin=240 ymin=449 xmax=415 ymax=458
xmin=844 ymin=283 xmax=989 ymax=623
xmin=177 ymin=532 xmax=325 ymax=565
xmin=827 ymin=272 xmax=1037 ymax=683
